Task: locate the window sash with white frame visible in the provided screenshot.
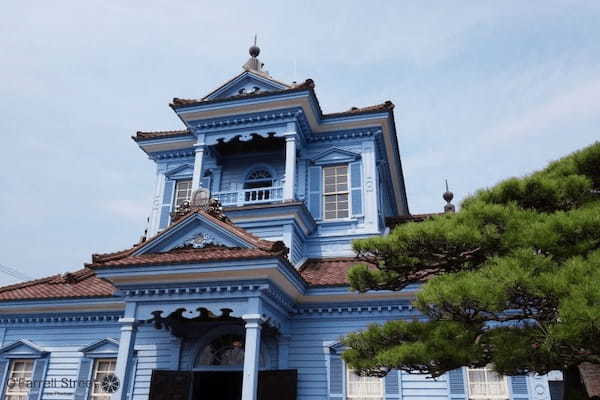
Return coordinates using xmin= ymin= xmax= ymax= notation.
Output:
xmin=173 ymin=179 xmax=193 ymax=209
xmin=323 ymin=165 xmax=349 ymax=220
xmin=346 ymin=368 xmax=384 ymax=400
xmin=467 ymin=366 xmax=509 ymax=400
xmin=90 ymin=358 xmax=117 ymax=399
xmin=4 ymin=359 xmax=34 ymax=400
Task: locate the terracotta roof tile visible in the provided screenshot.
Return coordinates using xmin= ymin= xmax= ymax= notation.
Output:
xmin=299 ymin=257 xmax=367 ymax=287
xmin=88 ymin=247 xmax=277 ymax=268
xmin=170 ymin=79 xmax=315 ymax=109
xmin=322 ymin=101 xmax=395 ymax=119
xmin=0 ymin=269 xmax=115 ymax=301
xmin=89 ymin=208 xmax=287 ymax=268
xmin=580 ymin=363 xmax=600 ymax=397
xmin=385 ymin=213 xmax=444 ymax=229
xmin=132 ymin=129 xmax=192 ymax=142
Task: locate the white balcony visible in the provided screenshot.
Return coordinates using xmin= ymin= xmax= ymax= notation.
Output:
xmin=213 ymin=186 xmax=283 ymax=207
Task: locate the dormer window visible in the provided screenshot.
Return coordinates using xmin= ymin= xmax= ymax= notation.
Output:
xmin=174 ymin=179 xmax=193 ymax=208
xmin=244 ymin=168 xmax=273 ymax=202
xmin=323 ymin=165 xmax=349 ymax=219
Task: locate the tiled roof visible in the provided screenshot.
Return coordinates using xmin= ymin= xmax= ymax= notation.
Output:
xmin=385 ymin=213 xmax=444 ymax=229
xmin=89 ymin=207 xmax=287 ymax=268
xmin=90 ymin=207 xmax=285 ymax=266
xmin=580 ymin=363 xmax=600 ymax=397
xmin=170 ymin=79 xmax=315 ymax=109
xmin=322 ymin=101 xmax=395 ymax=119
xmin=132 ymin=129 xmax=192 ymax=142
xmin=0 ymin=269 xmax=115 ymax=301
xmin=88 ymin=247 xmax=278 ymax=268
xmin=299 ymin=257 xmax=367 ymax=287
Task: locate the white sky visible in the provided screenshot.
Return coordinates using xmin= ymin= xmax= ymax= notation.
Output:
xmin=1 ymin=1 xmax=599 ymax=285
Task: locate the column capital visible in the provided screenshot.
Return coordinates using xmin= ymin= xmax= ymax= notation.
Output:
xmin=242 ymin=313 xmax=265 ymax=326
xmin=118 ymin=317 xmax=138 ymax=331
xmin=284 ymin=132 xmax=298 ymax=141
xmin=194 ymin=143 xmax=206 ymax=151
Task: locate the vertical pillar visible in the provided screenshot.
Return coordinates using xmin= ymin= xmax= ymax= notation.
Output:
xmin=112 ymin=317 xmax=137 ymax=400
xmin=241 ymin=313 xmax=263 ymax=400
xmin=191 ymin=144 xmax=206 ymax=190
xmin=148 ymin=164 xmax=166 ymax=237
xmin=361 ymin=140 xmax=379 ymax=230
xmin=283 ymin=132 xmax=297 ymax=201
xmin=278 ymin=335 xmax=292 ymax=369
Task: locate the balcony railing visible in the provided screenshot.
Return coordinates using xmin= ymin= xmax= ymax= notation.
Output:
xmin=213 ymin=186 xmax=283 ymax=207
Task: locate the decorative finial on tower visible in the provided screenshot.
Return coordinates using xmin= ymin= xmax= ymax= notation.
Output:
xmin=443 ymin=179 xmax=455 ymax=213
xmin=243 ymin=35 xmax=267 ymax=75
xmin=249 ymin=34 xmax=260 ymax=58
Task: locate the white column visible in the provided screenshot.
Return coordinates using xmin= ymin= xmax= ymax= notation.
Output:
xmin=112 ymin=317 xmax=137 ymax=400
xmin=362 ymin=140 xmax=379 ymax=229
xmin=241 ymin=314 xmax=263 ymax=400
xmin=283 ymin=133 xmax=297 ymax=201
xmin=191 ymin=144 xmax=205 ymax=190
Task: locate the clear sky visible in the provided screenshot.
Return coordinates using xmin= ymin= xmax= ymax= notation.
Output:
xmin=1 ymin=1 xmax=599 ymax=286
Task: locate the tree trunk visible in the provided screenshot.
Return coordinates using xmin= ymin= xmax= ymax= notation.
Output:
xmin=563 ymin=366 xmax=590 ymax=400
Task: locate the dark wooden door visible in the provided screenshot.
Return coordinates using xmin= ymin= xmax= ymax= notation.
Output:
xmin=148 ymin=370 xmax=192 ymax=400
xmin=192 ymin=371 xmax=243 ymax=400
xmin=150 ymin=369 xmax=297 ymax=400
xmin=258 ymin=369 xmax=297 ymax=400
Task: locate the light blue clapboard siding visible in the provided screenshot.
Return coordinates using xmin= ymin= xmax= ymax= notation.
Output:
xmin=243 ymin=225 xmax=284 ymax=242
xmin=2 ymin=324 xmax=121 ymax=400
xmin=131 ymin=325 xmax=181 ymax=400
xmin=288 ymin=314 xmax=449 ymax=400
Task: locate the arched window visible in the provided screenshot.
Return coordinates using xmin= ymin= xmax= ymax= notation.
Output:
xmin=244 ymin=167 xmax=274 ymax=202
xmin=194 ymin=334 xmax=266 ymax=368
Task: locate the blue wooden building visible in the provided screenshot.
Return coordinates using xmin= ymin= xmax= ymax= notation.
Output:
xmin=0 ymin=45 xmax=555 ymax=400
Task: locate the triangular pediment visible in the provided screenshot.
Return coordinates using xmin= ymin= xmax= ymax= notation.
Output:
xmin=0 ymin=339 xmax=47 ymax=357
xmin=79 ymin=338 xmax=119 ymax=355
xmin=204 ymin=71 xmax=290 ymax=101
xmin=165 ymin=164 xmax=194 ymax=180
xmin=134 ymin=212 xmax=258 ymax=255
xmin=311 ymin=148 xmax=361 ymax=165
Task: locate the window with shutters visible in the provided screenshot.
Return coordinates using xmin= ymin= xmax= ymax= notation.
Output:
xmin=4 ymin=359 xmax=34 ymax=400
xmin=173 ymin=179 xmax=193 ymax=208
xmin=346 ymin=369 xmax=384 ymax=400
xmin=467 ymin=366 xmax=509 ymax=400
xmin=323 ymin=165 xmax=349 ymax=219
xmin=90 ymin=358 xmax=117 ymax=399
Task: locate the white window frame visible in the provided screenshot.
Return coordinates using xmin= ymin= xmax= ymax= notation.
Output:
xmin=89 ymin=358 xmax=117 ymax=400
xmin=466 ymin=366 xmax=509 ymax=400
xmin=346 ymin=368 xmax=384 ymax=400
xmin=323 ymin=164 xmax=350 ymax=220
xmin=173 ymin=179 xmax=193 ymax=209
xmin=4 ymin=358 xmax=34 ymax=400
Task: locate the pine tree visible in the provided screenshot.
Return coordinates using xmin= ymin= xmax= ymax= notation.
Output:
xmin=343 ymin=142 xmax=600 ymax=398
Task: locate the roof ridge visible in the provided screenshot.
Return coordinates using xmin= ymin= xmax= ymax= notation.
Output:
xmin=171 ymin=79 xmax=315 ymax=109
xmin=89 ymin=206 xmax=288 ymax=267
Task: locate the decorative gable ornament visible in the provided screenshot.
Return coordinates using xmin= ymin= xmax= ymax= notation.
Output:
xmin=177 ymin=232 xmax=224 ymax=249
xmin=171 ymin=195 xmax=230 ymax=225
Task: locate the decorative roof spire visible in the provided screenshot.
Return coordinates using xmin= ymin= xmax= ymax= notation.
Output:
xmin=243 ymin=35 xmax=267 ymax=74
xmin=443 ymin=179 xmax=455 ymax=213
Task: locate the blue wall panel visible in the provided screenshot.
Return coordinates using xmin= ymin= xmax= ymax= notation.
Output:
xmin=1 ymin=323 xmax=121 ymax=400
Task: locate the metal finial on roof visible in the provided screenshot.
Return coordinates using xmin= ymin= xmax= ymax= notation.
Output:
xmin=243 ymin=35 xmax=267 ymax=74
xmin=249 ymin=34 xmax=260 ymax=58
xmin=443 ymin=179 xmax=455 ymax=213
